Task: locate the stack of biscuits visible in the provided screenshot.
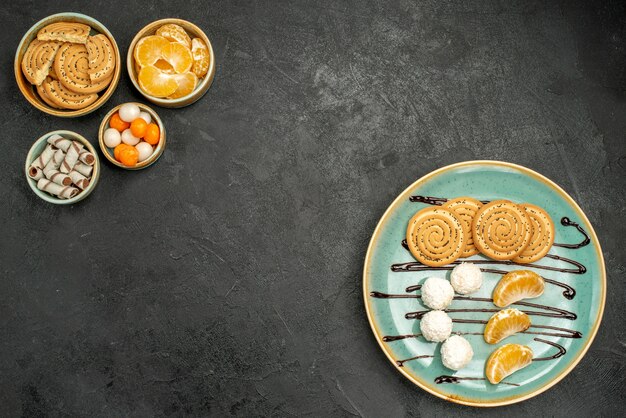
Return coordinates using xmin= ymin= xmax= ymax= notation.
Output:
xmin=21 ymin=22 xmax=116 ymax=110
xmin=406 ymin=197 xmax=555 ymax=267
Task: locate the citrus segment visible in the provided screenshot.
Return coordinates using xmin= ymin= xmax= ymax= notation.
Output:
xmin=156 ymin=24 xmax=191 ymax=49
xmin=485 ymin=344 xmax=533 ymax=384
xmin=484 ymin=308 xmax=531 ymax=344
xmin=134 ymin=35 xmax=170 ymax=67
xmin=493 ymin=270 xmax=545 ymax=308
xmin=154 ymin=59 xmax=175 ymax=74
xmin=162 ymin=42 xmax=193 ymax=74
xmin=138 ymin=65 xmax=178 ymax=98
xmin=167 ymin=72 xmax=198 ymax=99
xmin=191 ymin=38 xmax=210 ymax=78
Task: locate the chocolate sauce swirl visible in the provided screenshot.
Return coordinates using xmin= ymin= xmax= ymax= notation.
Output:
xmin=398 ymin=240 xmax=586 ymax=274
xmin=383 ymin=332 xmax=482 ymax=342
xmin=434 ymin=375 xmax=520 ymax=387
xmin=552 ymin=217 xmax=590 ymax=249
xmin=411 ymin=316 xmax=581 ymax=339
xmin=391 ymin=255 xmax=577 ymax=299
xmin=370 ymin=290 xmax=577 ymax=320
xmin=396 ymin=354 xmax=434 ymax=367
xmin=532 ymin=337 xmax=567 ymax=361
xmin=409 ymin=195 xmax=450 ymax=205
xmin=432 ymin=338 xmax=567 ymax=386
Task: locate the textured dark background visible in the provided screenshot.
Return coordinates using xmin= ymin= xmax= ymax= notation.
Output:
xmin=1 ymin=0 xmax=625 ymax=416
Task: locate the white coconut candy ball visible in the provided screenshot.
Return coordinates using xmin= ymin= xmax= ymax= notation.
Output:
xmin=421 ymin=277 xmax=454 ymax=310
xmin=121 ymin=129 xmax=140 ymax=146
xmin=420 ymin=310 xmax=453 ymax=342
xmin=441 ymin=335 xmax=474 ymax=370
xmin=450 ymin=263 xmax=483 ymax=295
xmin=138 ymin=111 xmax=152 ymax=124
xmin=135 ymin=142 xmax=153 ymax=162
xmin=119 ymin=103 xmax=140 ymax=123
xmin=103 ymin=128 xmax=121 ymax=148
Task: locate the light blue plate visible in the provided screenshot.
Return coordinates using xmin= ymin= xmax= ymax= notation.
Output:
xmin=363 ymin=161 xmax=606 ymax=407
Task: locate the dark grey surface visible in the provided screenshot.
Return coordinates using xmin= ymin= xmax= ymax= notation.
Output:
xmin=1 ymin=0 xmax=625 ymax=416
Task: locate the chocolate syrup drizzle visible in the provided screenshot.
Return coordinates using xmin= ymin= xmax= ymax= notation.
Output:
xmin=553 ymin=217 xmax=590 ymax=249
xmin=395 ymin=354 xmax=434 ymax=367
xmin=409 ymin=195 xmax=590 ymax=249
xmin=398 ymin=240 xmax=586 ymax=275
xmin=370 ymin=292 xmax=577 ymax=321
xmin=433 ymin=338 xmax=567 ymax=385
xmin=392 ymin=248 xmax=578 ymax=299
xmin=372 ymin=195 xmax=588 ymax=385
xmin=371 ymin=288 xmax=581 ymax=339
xmin=532 ymin=338 xmax=567 ymax=361
xmin=434 ymin=375 xmax=520 ymax=387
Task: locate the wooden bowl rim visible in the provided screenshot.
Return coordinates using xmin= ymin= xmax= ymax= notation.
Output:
xmin=24 ymin=130 xmax=101 ymax=204
xmin=126 ymin=18 xmax=215 ymax=107
xmin=98 ymin=102 xmax=167 ymax=170
xmin=14 ymin=12 xmax=122 ymax=118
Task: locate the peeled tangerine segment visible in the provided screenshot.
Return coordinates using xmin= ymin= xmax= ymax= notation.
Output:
xmin=156 ymin=24 xmax=192 ymax=49
xmin=134 ymin=35 xmax=170 ymax=67
xmin=486 ymin=344 xmax=533 ymax=384
xmin=191 ymin=38 xmax=210 ymax=78
xmin=168 ymin=72 xmax=198 ymax=99
xmin=162 ymin=42 xmax=193 ymax=74
xmin=138 ymin=65 xmax=178 ymax=98
xmin=154 ymin=59 xmax=175 ymax=74
xmin=484 ymin=308 xmax=531 ymax=344
xmin=493 ymin=270 xmax=545 ymax=308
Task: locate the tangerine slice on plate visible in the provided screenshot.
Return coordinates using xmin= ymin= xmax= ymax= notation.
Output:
xmin=484 ymin=308 xmax=531 ymax=344
xmin=156 ymin=23 xmax=192 ymax=49
xmin=191 ymin=38 xmax=210 ymax=78
xmin=134 ymin=35 xmax=170 ymax=67
xmin=138 ymin=65 xmax=178 ymax=98
xmin=168 ymin=72 xmax=198 ymax=99
xmin=485 ymin=344 xmax=533 ymax=384
xmin=493 ymin=270 xmax=545 ymax=308
xmin=162 ymin=42 xmax=193 ymax=74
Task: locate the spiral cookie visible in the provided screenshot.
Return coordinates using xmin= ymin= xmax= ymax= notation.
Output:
xmin=472 ymin=200 xmax=531 ymax=260
xmin=512 ymin=204 xmax=554 ymax=264
xmin=36 ymin=77 xmax=62 ymax=109
xmin=21 ymin=39 xmax=62 ymax=85
xmin=37 ymin=22 xmax=91 ymax=44
xmin=48 ymin=64 xmax=58 ymax=80
xmin=443 ymin=197 xmax=483 ymax=258
xmin=406 ymin=206 xmax=466 ymax=267
xmin=86 ymin=34 xmax=116 ymax=82
xmin=42 ymin=78 xmax=98 ymax=110
xmin=54 ymin=43 xmax=112 ymax=94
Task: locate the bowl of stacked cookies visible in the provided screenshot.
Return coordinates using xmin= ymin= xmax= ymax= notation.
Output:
xmin=127 ymin=18 xmax=215 ymax=108
xmin=14 ymin=13 xmax=121 ymax=117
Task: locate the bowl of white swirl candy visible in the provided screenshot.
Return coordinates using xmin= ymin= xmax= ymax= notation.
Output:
xmin=25 ymin=130 xmax=100 ymax=204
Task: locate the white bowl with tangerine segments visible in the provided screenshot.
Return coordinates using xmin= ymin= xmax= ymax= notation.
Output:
xmin=127 ymin=18 xmax=215 ymax=108
xmin=98 ymin=103 xmax=166 ymax=170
